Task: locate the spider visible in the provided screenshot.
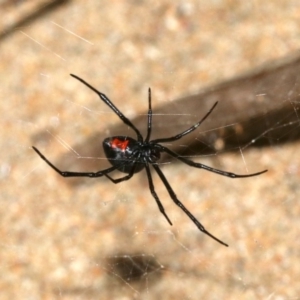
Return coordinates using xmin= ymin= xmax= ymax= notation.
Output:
xmin=32 ymin=74 xmax=267 ymax=247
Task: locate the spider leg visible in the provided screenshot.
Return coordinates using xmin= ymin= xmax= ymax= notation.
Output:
xmin=70 ymin=74 xmax=143 ymax=142
xmin=104 ymin=163 xmax=137 ymax=184
xmin=144 ymin=88 xmax=152 ymax=142
xmin=155 ymin=145 xmax=268 ymax=178
xmin=32 ymin=146 xmax=118 ymax=178
xmin=145 ymin=164 xmax=173 ymax=226
xmin=151 ymin=102 xmax=218 ymax=144
xmin=152 ymin=163 xmax=228 ymax=247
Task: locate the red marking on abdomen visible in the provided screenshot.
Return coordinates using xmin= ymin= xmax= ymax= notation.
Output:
xmin=111 ymin=138 xmax=129 ymax=151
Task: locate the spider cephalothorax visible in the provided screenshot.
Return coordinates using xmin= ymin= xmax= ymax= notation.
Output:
xmin=33 ymin=74 xmax=267 ymax=247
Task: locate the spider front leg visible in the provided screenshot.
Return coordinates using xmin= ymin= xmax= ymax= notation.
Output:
xmin=152 ymin=163 xmax=229 ymax=247
xmin=70 ymin=74 xmax=143 ymax=142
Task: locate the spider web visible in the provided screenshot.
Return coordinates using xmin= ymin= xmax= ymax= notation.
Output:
xmin=1 ymin=1 xmax=300 ymax=299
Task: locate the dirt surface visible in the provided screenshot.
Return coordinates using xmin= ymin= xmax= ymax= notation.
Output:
xmin=1 ymin=1 xmax=300 ymax=299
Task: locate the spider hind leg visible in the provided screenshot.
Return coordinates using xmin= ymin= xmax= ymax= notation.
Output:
xmin=145 ymin=164 xmax=173 ymax=226
xmin=152 ymin=163 xmax=228 ymax=247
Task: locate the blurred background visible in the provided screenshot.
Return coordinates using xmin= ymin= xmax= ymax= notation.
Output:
xmin=1 ymin=0 xmax=300 ymax=299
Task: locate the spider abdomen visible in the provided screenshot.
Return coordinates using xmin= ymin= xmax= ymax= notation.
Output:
xmin=103 ymin=136 xmax=146 ymax=173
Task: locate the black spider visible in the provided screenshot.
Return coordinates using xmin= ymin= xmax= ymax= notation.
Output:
xmin=32 ymin=74 xmax=267 ymax=247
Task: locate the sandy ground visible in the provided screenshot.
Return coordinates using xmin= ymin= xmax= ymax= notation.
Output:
xmin=1 ymin=1 xmax=300 ymax=299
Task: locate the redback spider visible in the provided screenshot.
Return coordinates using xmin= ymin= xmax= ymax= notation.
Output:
xmin=33 ymin=74 xmax=267 ymax=247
